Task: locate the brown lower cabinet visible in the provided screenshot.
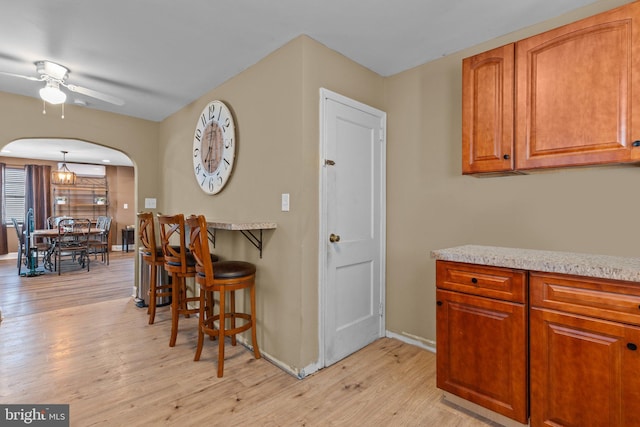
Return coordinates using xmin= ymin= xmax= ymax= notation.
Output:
xmin=529 ymin=272 xmax=640 ymax=427
xmin=437 ymin=261 xmax=640 ymax=426
xmin=436 ymin=261 xmax=528 ymax=424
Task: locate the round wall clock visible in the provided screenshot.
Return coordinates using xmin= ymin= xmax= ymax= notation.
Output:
xmin=192 ymin=100 xmax=236 ymax=195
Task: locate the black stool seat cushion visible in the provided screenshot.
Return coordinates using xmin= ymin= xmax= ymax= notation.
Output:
xmin=213 ymin=260 xmax=256 ymax=279
xmin=142 ymin=246 xmax=164 ymax=259
xmin=167 ymin=252 xmax=218 ymax=267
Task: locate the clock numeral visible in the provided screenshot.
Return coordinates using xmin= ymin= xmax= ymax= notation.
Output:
xmin=199 ymin=113 xmax=208 ymax=128
xmin=208 ymin=103 xmax=217 ymax=121
xmin=194 ymin=127 xmax=202 ymax=142
xmin=224 ymin=137 xmax=233 ymax=149
xmin=223 ymin=157 xmax=231 ymax=170
xmin=208 ymin=177 xmax=215 ymax=192
xmin=195 ymin=163 xmax=202 ymax=175
xmin=221 ymin=117 xmax=231 ymax=133
xmin=193 ymin=147 xmax=200 ymax=157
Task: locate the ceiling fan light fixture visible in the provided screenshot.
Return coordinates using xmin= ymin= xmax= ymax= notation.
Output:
xmin=39 ymin=81 xmax=66 ymax=104
xmin=51 ymin=151 xmax=76 ymax=185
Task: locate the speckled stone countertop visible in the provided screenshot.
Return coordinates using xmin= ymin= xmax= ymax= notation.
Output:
xmin=431 ymin=245 xmax=640 ymax=283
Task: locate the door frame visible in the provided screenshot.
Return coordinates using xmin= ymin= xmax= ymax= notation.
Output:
xmin=317 ymin=87 xmax=386 ymax=369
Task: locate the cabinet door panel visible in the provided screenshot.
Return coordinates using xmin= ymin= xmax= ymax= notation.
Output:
xmin=436 ymin=289 xmax=527 ymax=423
xmin=516 ymin=2 xmax=640 ymax=169
xmin=462 ymin=44 xmax=514 ymax=174
xmin=530 ymin=308 xmax=640 ymax=427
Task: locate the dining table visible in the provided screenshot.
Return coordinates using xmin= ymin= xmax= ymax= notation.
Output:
xmin=28 ymin=227 xmax=103 ymax=273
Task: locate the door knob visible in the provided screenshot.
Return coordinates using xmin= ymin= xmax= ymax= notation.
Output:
xmin=329 ymin=233 xmax=341 ymax=243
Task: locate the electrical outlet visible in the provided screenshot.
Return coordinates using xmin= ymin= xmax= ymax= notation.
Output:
xmin=281 ymin=193 xmax=290 ymax=212
xmin=123 ymin=203 xmax=128 ymax=209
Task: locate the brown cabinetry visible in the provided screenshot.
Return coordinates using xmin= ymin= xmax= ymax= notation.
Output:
xmin=529 ymin=272 xmax=640 ymax=427
xmin=436 ymin=261 xmax=528 ymax=423
xmin=462 ymin=1 xmax=640 ymax=174
xmin=462 ymin=44 xmax=515 ymax=174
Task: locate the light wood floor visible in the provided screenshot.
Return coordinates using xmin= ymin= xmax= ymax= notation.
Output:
xmin=0 ymin=252 xmax=496 ymax=426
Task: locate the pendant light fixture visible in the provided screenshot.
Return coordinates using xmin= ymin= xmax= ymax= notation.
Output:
xmin=51 ymin=151 xmax=76 ymax=185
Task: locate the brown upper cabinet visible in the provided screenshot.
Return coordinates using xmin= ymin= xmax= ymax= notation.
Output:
xmin=462 ymin=44 xmax=515 ymax=174
xmin=462 ymin=1 xmax=640 ymax=175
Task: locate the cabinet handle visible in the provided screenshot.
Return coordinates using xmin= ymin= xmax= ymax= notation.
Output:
xmin=633 ymin=141 xmax=640 ymax=147
xmin=627 ymin=343 xmax=638 ymax=351
xmin=436 ymin=301 xmax=443 ymax=306
xmin=503 ymin=154 xmax=510 ymax=160
xmin=471 ymin=278 xmax=478 ymax=284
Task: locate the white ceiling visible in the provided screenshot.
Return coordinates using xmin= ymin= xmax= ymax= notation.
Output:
xmin=0 ymin=0 xmax=603 ymax=163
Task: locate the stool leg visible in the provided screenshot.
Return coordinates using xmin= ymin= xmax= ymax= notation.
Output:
xmin=148 ymin=264 xmax=158 ymax=324
xmin=230 ymin=290 xmax=237 ymax=346
xmin=217 ymin=288 xmax=226 ymax=378
xmin=194 ymin=287 xmax=206 ymax=361
xmin=250 ymin=283 xmax=261 ymax=359
xmin=169 ymin=275 xmax=181 ymax=347
xmin=207 ymin=290 xmax=215 ymax=341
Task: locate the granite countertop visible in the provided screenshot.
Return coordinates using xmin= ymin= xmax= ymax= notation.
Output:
xmin=431 ymin=245 xmax=640 ymax=283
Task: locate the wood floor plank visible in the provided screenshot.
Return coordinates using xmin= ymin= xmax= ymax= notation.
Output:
xmin=0 ymin=251 xmax=497 ymax=426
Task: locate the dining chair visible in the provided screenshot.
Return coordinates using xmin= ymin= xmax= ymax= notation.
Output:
xmin=53 ymin=218 xmax=91 ymax=275
xmin=88 ymin=216 xmax=112 ymax=265
xmin=186 ymin=214 xmax=260 ymax=377
xmin=138 ymin=212 xmax=171 ymax=325
xmin=11 ymin=218 xmax=27 ymax=276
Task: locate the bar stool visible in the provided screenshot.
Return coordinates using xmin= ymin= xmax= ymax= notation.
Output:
xmin=186 ymin=214 xmax=261 ymax=377
xmin=157 ymin=213 xmax=200 ymax=347
xmin=138 ymin=212 xmax=171 ymax=325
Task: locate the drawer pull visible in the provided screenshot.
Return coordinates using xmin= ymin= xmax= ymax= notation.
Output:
xmin=471 ymin=278 xmax=478 ymax=284
xmin=436 ymin=301 xmax=443 ymax=306
xmin=627 ymin=343 xmax=638 ymax=351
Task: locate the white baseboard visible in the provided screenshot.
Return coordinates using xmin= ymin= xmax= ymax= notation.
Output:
xmin=385 ymin=330 xmax=436 ymax=353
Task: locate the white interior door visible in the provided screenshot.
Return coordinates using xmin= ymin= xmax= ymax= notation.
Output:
xmin=320 ymin=88 xmax=386 ymax=367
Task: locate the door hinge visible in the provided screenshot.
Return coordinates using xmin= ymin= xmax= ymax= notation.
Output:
xmin=324 ymin=159 xmax=336 ymax=166
xmin=379 ymin=302 xmax=384 ymax=317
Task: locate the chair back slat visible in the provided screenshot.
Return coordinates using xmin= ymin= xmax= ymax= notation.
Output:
xmin=186 ymin=214 xmax=214 ymax=279
xmin=157 ymin=213 xmax=188 ymax=273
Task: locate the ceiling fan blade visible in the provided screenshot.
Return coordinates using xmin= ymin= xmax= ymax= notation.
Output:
xmin=65 ymin=83 xmax=125 ymax=106
xmin=0 ymin=71 xmax=43 ymax=82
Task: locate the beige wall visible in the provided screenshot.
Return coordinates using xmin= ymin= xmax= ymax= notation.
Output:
xmin=384 ymin=0 xmax=638 ymax=345
xmin=158 ymin=35 xmax=384 ymax=371
xmin=1 ymin=0 xmax=636 ymax=374
xmin=0 ymin=91 xmax=160 ymax=279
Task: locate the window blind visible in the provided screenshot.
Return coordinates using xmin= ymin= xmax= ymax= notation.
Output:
xmin=5 ymin=167 xmax=25 ymax=225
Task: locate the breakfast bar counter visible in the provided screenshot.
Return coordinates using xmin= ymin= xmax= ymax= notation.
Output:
xmin=206 ymin=220 xmax=277 ymax=258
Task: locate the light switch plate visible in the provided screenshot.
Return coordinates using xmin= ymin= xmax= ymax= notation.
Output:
xmin=281 ymin=193 xmax=290 ymax=212
xmin=144 ymin=198 xmax=156 ymax=209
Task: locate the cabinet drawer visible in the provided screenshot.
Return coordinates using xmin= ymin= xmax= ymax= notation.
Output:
xmin=530 ymin=272 xmax=640 ymax=326
xmin=436 ymin=261 xmax=527 ymax=303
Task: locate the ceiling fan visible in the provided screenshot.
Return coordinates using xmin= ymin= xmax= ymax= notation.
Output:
xmin=0 ymin=60 xmax=124 ymax=106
